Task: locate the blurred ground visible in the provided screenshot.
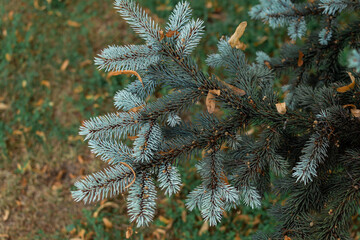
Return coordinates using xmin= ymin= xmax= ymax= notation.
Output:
xmin=2 ymin=0 xmax=358 ymax=239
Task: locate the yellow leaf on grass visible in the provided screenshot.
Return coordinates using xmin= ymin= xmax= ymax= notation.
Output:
xmin=67 ymin=20 xmax=81 ymax=28
xmin=3 ymin=209 xmax=10 ymax=221
xmin=351 ymin=108 xmax=360 ymax=118
xmin=0 ymin=103 xmax=9 ymax=110
xmin=276 ymin=102 xmax=287 ymax=115
xmin=34 ymin=0 xmax=46 ymax=10
xmin=337 ymin=72 xmax=356 ymax=93
xmin=102 ymin=217 xmax=113 ymax=229
xmin=5 ymin=53 xmax=11 ymax=62
xmin=206 ymin=89 xmax=221 ymax=114
xmin=41 ymin=80 xmax=50 ymax=88
xmin=93 ymin=202 xmax=119 ymax=218
xmin=61 ymin=59 xmax=69 ymax=71
xmin=126 ymin=227 xmax=133 ymax=239
xmin=198 ymin=221 xmax=209 ymax=236
xmin=228 ymin=21 xmax=247 ymax=50
xmin=159 ymin=215 xmax=171 ymax=225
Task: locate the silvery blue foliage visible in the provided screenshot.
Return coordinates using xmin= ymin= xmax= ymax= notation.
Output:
xmin=320 ymin=0 xmax=349 ymax=15
xmin=186 ymin=151 xmax=240 ymax=226
xmin=319 ymin=28 xmax=333 ymax=45
xmin=94 ymin=44 xmax=161 ymax=72
xmin=79 ymin=111 xmax=141 ymax=140
xmin=255 ymin=51 xmax=271 ymax=65
xmin=292 ymin=111 xmax=330 ymax=184
xmin=72 ymin=164 xmax=135 ymax=204
xmin=166 ymin=112 xmax=182 ymax=127
xmin=348 ymin=49 xmax=360 ymax=72
xmin=287 ymin=17 xmax=306 ymax=40
xmin=127 ymin=174 xmax=157 ymax=227
xmin=133 ymin=122 xmax=162 ymax=163
xmin=166 ymin=1 xmax=192 ymax=32
xmin=114 ymin=90 xmax=144 ymax=111
xmin=158 ymin=164 xmax=181 ymax=196
xmin=240 ymin=185 xmax=262 ymax=209
xmin=176 ymin=19 xmax=205 ymax=56
xmin=89 ymin=139 xmax=133 ymax=165
xmin=114 ymin=0 xmax=162 ymax=44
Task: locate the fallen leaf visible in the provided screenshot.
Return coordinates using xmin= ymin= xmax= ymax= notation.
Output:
xmin=103 ymin=218 xmax=113 ymax=229
xmin=34 ymin=0 xmax=46 ymax=10
xmin=159 ymin=215 xmax=171 ymax=225
xmin=337 ymin=72 xmax=356 ymax=93
xmin=264 ymin=61 xmax=272 ymax=69
xmin=0 ymin=103 xmax=9 ymax=110
xmin=107 ymin=70 xmax=144 ymax=87
xmin=5 ymin=53 xmax=11 ymax=62
xmin=298 ymin=50 xmax=304 ymax=67
xmin=254 ymin=36 xmax=268 ymax=47
xmin=343 ymin=104 xmax=356 ymax=109
xmin=126 ymin=227 xmax=133 ymax=239
xmin=276 ymin=102 xmax=287 ymax=115
xmin=80 ymin=59 xmax=92 ymax=68
xmin=41 ymin=80 xmax=50 ymax=88
xmin=0 ymin=234 xmax=9 ymax=239
xmin=198 ymin=221 xmax=209 ymax=236
xmin=206 ymin=89 xmax=221 ymax=114
xmin=77 ymin=229 xmax=85 ymax=239
xmin=181 ymin=210 xmax=187 ymax=223
xmin=67 ymin=20 xmax=81 ymax=28
xmin=166 ymin=30 xmax=180 ymax=38
xmin=351 ymin=108 xmax=360 ymax=118
xmin=93 ymin=202 xmax=119 ymax=218
xmin=36 ymin=131 xmax=46 ymax=139
xmin=61 ymin=60 xmax=69 ymax=71
xmin=228 ymin=21 xmax=247 ymax=50
xmin=284 ymin=236 xmax=292 ymax=240
xmin=128 ymin=135 xmax=138 ymax=141
xmin=3 ymin=210 xmax=10 ymax=221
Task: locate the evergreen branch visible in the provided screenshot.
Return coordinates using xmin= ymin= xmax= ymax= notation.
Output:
xmin=166 ymin=1 xmax=192 ymax=32
xmin=158 ymin=163 xmax=182 ymax=196
xmin=114 ymin=0 xmax=162 ymax=44
xmin=114 ymin=90 xmax=145 ymax=111
xmin=88 ymin=139 xmax=134 ymax=165
xmin=176 ymin=19 xmax=205 ymax=56
xmin=133 ymin=122 xmax=162 ymax=163
xmin=72 ymin=164 xmax=135 ymax=204
xmin=127 ymin=173 xmax=157 ymax=227
xmin=79 ymin=112 xmax=141 ymax=140
xmin=94 ymin=44 xmax=160 ymax=72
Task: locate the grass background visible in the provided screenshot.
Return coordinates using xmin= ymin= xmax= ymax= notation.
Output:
xmin=1 ymin=0 xmax=359 ymax=239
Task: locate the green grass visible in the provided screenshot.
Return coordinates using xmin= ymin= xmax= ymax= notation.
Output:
xmin=0 ymin=0 xmax=290 ymax=239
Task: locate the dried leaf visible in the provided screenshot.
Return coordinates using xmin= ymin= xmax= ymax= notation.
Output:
xmin=298 ymin=50 xmax=304 ymax=67
xmin=159 ymin=215 xmax=171 ymax=225
xmin=166 ymin=30 xmax=180 ymax=38
xmin=41 ymin=80 xmax=50 ymax=88
xmin=254 ymin=36 xmax=268 ymax=47
xmin=181 ymin=210 xmax=187 ymax=223
xmin=351 ymin=108 xmax=360 ymax=118
xmin=126 ymin=227 xmax=133 ymax=239
xmin=5 ymin=53 xmax=11 ymax=62
xmin=93 ymin=202 xmax=119 ymax=218
xmin=61 ymin=60 xmax=69 ymax=71
xmin=222 ymin=81 xmax=246 ymax=96
xmin=67 ymin=20 xmax=81 ymax=28
xmin=198 ymin=221 xmax=209 ymax=236
xmin=159 ymin=30 xmax=165 ymax=41
xmin=3 ymin=210 xmax=10 ymax=222
xmin=128 ymin=135 xmax=138 ymax=141
xmin=337 ymin=72 xmax=356 ymax=93
xmin=206 ymin=89 xmax=220 ymax=114
xmin=107 ymin=70 xmax=144 ymax=88
xmin=0 ymin=103 xmax=9 ymax=110
xmin=343 ymin=104 xmax=356 ymax=109
xmin=129 ymin=105 xmax=145 ymax=113
xmin=276 ymin=102 xmax=287 ymax=115
xmin=264 ymin=61 xmax=272 ymax=69
xmin=103 ymin=218 xmax=113 ymax=229
xmin=77 ymin=229 xmax=85 ymax=239
xmin=34 ymin=0 xmax=46 ymax=10
xmin=228 ymin=21 xmax=247 ymax=50
xmin=284 ymin=236 xmax=292 ymax=240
